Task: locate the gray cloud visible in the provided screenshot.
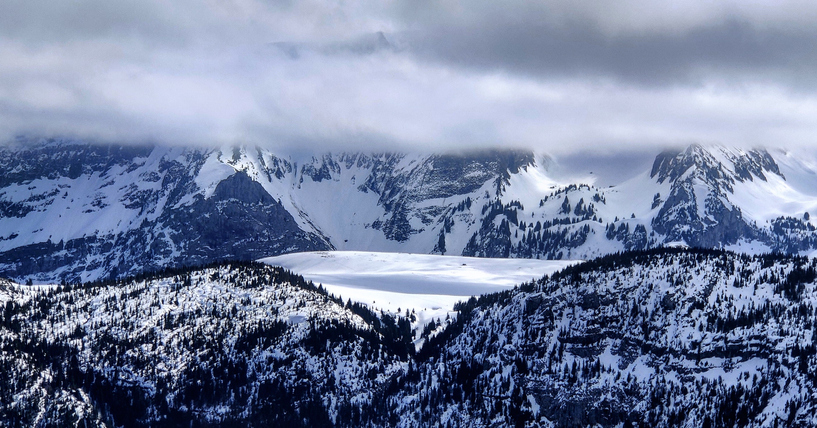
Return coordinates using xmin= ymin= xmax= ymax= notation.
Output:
xmin=395 ymin=1 xmax=817 ymax=91
xmin=1 ymin=0 xmax=817 ymax=153
xmin=406 ymin=20 xmax=817 ymax=89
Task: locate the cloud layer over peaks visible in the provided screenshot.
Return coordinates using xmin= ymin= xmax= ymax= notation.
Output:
xmin=2 ymin=0 xmax=817 ymax=153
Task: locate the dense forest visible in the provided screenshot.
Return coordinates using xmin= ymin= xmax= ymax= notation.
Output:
xmin=2 ymin=249 xmax=817 ymax=426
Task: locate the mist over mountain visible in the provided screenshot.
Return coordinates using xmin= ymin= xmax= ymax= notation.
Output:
xmin=4 ymin=1 xmax=817 ymax=153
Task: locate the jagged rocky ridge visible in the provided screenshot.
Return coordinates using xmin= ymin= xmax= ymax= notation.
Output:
xmin=2 ymin=249 xmax=817 ymax=426
xmin=3 ymin=140 xmax=817 ymax=283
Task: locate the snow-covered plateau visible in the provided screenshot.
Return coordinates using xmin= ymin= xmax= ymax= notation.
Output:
xmin=263 ymin=251 xmax=578 ymax=340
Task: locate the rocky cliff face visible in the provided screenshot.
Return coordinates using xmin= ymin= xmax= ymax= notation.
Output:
xmin=650 ymin=144 xmax=770 ymax=247
xmin=0 ymin=142 xmax=331 ymax=283
xmin=2 ymin=140 xmax=817 ymax=283
xmin=394 ymin=249 xmax=817 ymax=427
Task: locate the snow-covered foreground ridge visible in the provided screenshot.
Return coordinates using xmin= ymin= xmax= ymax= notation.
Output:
xmin=0 ymin=262 xmax=416 ymax=426
xmin=5 ymin=140 xmax=817 ymax=283
xmin=2 ymin=248 xmax=817 ymax=426
xmin=412 ymin=247 xmax=817 ymax=427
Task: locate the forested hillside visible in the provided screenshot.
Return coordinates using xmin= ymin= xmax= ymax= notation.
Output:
xmin=3 ymin=249 xmax=817 ymax=426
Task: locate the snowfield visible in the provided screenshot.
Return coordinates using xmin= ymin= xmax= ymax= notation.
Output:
xmin=262 ymin=251 xmax=579 ymax=327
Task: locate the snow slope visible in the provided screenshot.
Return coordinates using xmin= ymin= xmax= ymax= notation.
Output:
xmin=262 ymin=251 xmax=578 ymax=330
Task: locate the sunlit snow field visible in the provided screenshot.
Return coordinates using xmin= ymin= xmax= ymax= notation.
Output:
xmin=262 ymin=251 xmax=580 ymax=330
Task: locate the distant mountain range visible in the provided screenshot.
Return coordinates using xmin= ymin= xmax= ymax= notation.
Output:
xmin=3 ymin=140 xmax=817 ymax=282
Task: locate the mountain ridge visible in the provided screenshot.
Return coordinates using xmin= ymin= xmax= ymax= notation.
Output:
xmin=3 ymin=248 xmax=817 ymax=426
xmin=2 ymin=140 xmax=817 ymax=282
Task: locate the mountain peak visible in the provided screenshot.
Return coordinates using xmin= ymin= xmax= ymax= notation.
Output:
xmin=650 ymin=144 xmax=782 ymax=187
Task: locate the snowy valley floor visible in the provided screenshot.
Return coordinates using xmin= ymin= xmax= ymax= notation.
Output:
xmin=262 ymin=251 xmax=579 ymax=333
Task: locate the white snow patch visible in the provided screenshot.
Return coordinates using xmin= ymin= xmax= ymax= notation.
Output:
xmin=262 ymin=251 xmax=579 ymax=327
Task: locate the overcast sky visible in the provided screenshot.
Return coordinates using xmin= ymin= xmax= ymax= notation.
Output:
xmin=2 ymin=0 xmax=817 ymax=154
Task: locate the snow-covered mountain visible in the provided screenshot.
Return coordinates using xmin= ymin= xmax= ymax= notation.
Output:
xmin=399 ymin=248 xmax=817 ymax=427
xmin=3 ymin=249 xmax=817 ymax=426
xmin=0 ymin=262 xmax=415 ymax=426
xmin=3 ymin=140 xmax=817 ymax=282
